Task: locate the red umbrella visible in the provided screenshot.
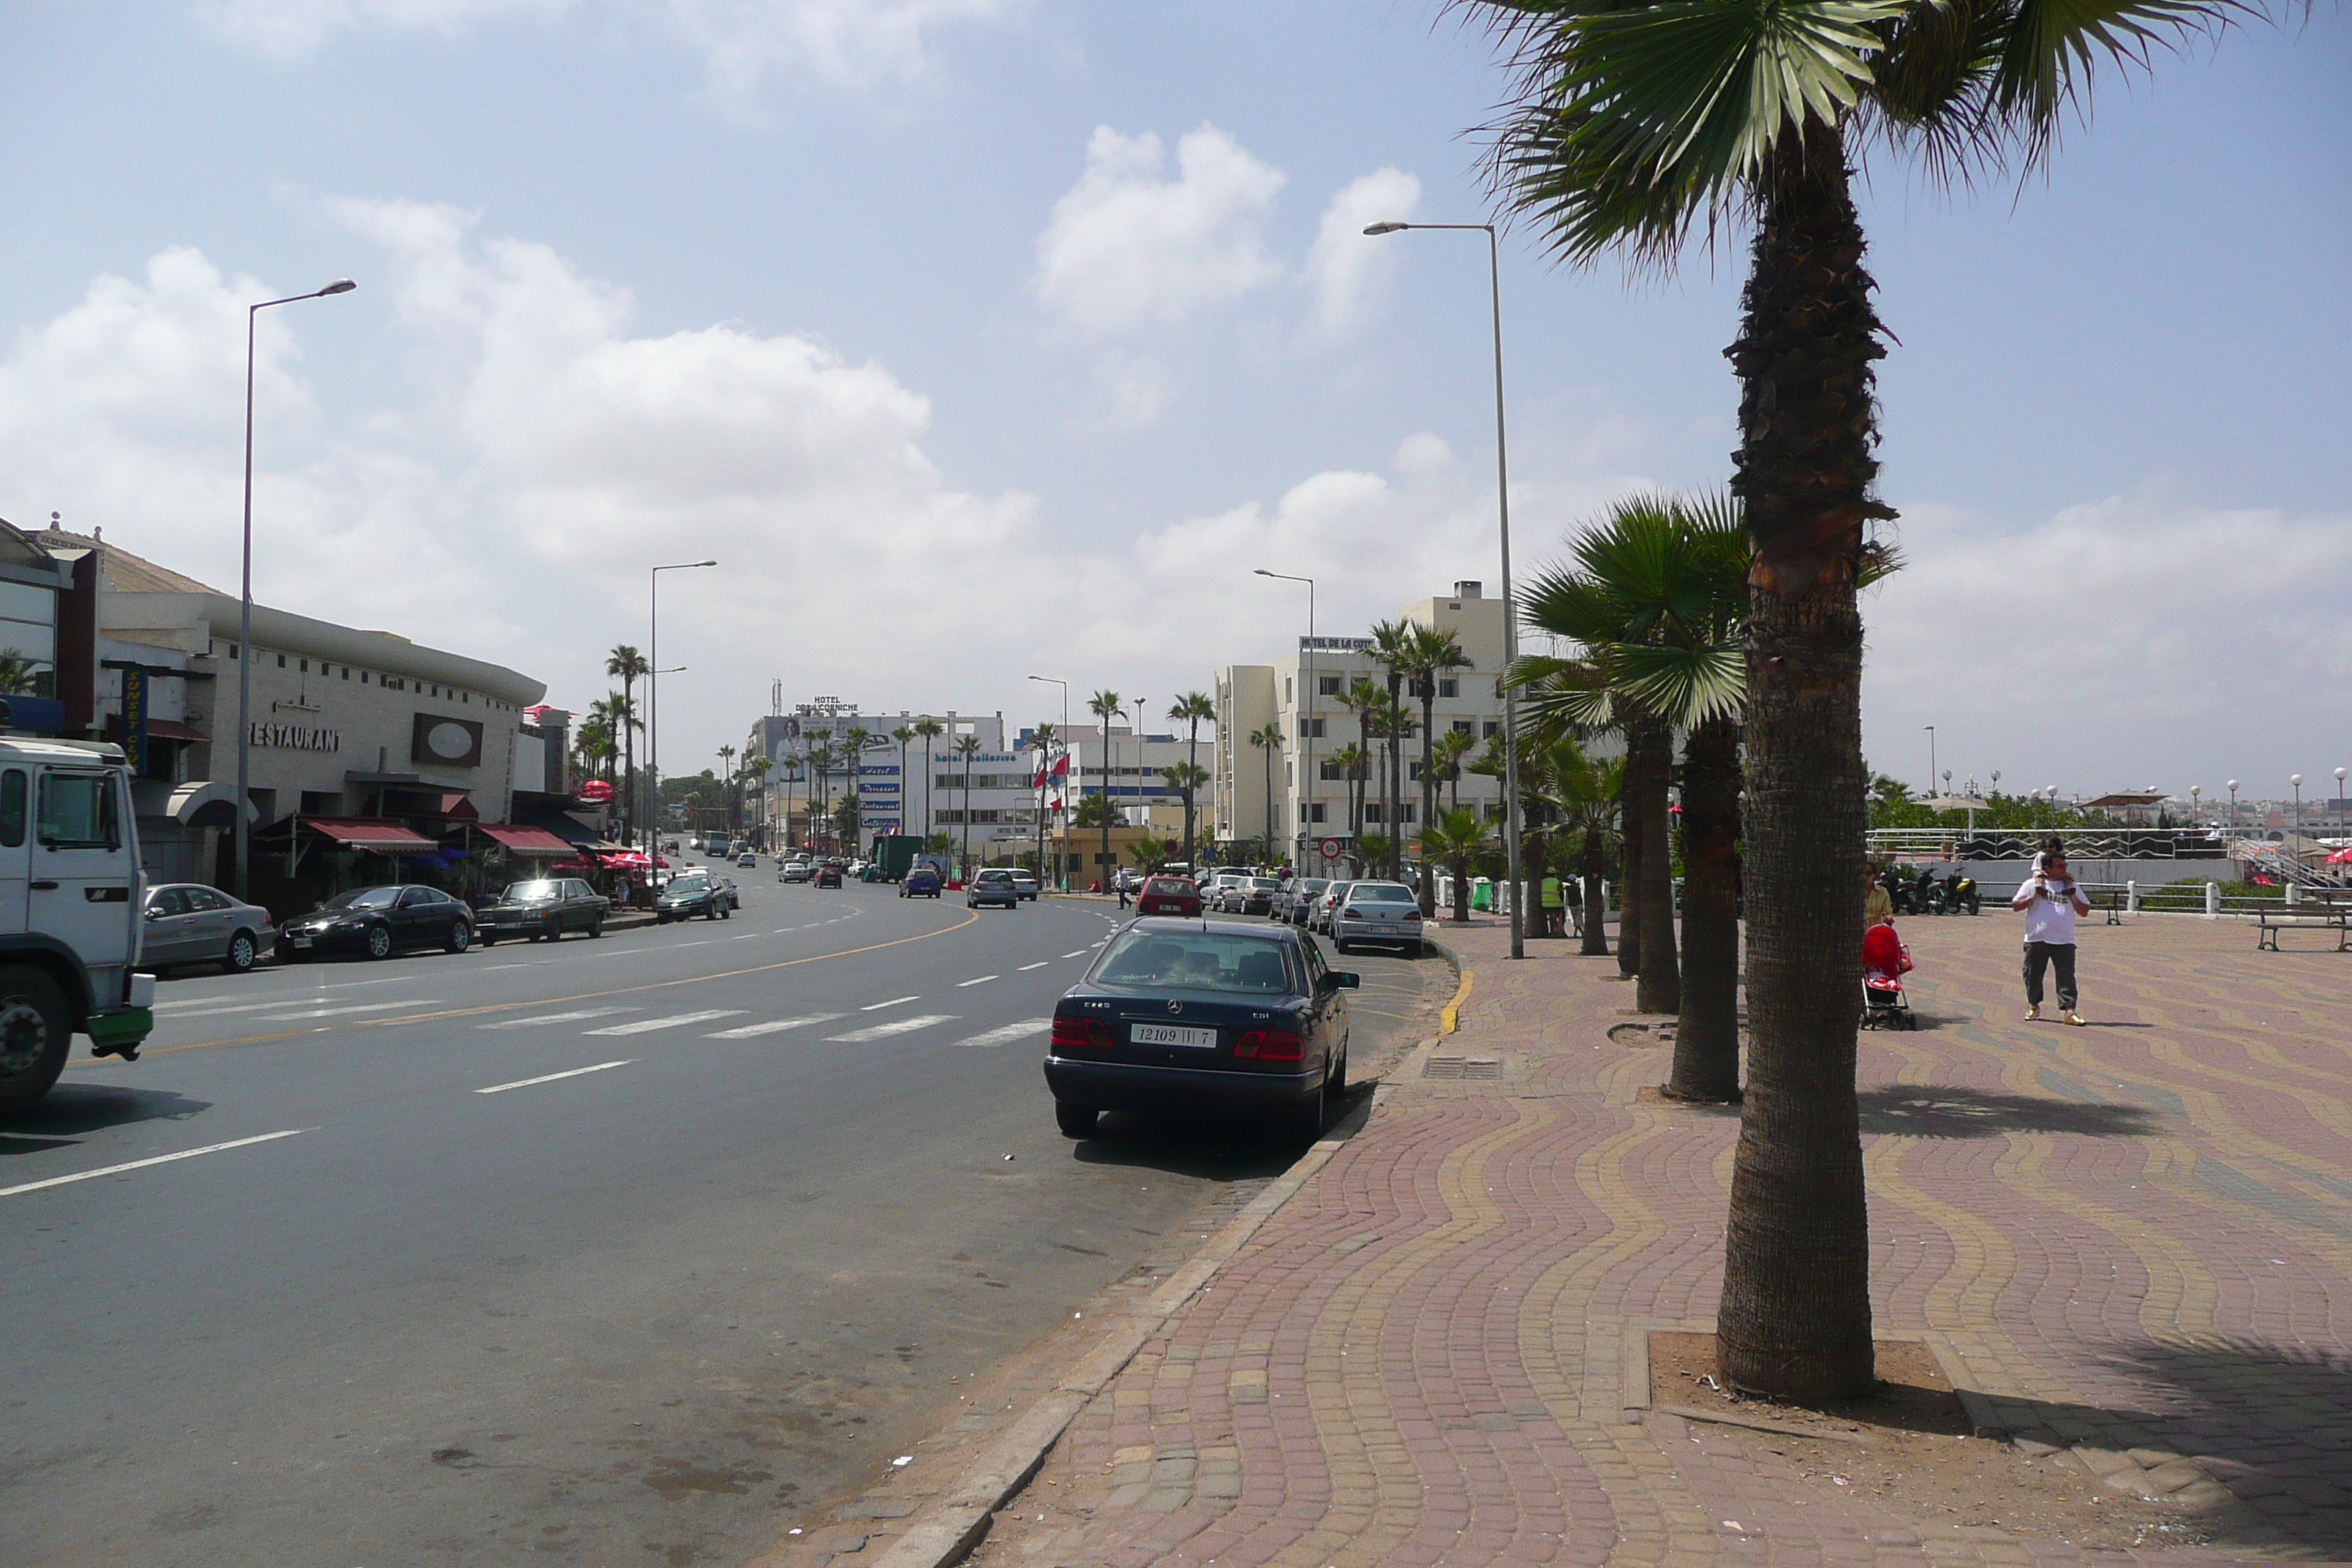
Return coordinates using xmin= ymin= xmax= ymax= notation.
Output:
xmin=2327 ymin=847 xmax=2352 ymax=865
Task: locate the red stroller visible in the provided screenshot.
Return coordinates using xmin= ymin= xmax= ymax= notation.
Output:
xmin=1861 ymin=922 xmax=1918 ymax=1030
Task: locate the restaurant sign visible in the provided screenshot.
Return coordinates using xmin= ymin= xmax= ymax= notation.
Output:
xmin=252 ymin=721 xmax=342 ymax=752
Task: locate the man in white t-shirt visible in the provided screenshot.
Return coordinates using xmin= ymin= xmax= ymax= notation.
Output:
xmin=2010 ymin=844 xmax=2092 ymax=1024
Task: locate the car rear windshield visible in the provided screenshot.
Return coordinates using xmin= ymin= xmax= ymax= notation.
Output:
xmin=1142 ymin=878 xmax=1194 ymax=894
xmin=1349 ymin=883 xmax=1416 ymax=902
xmin=509 ymin=881 xmax=559 ymax=902
xmin=1092 ymin=931 xmax=1297 ymax=995
xmin=1249 ymin=878 xmax=1279 ymax=891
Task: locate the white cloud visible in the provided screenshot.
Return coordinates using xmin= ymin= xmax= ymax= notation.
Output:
xmin=0 ymin=211 xmax=1651 ymax=767
xmin=1302 ymin=167 xmax=1420 ymax=343
xmin=1033 ymin=124 xmax=1286 ymax=338
xmin=1863 ymin=485 xmax=2352 ymax=791
xmin=198 ymin=0 xmax=1021 ymax=102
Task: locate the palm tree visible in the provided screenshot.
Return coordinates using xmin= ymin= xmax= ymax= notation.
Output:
xmin=1088 ymin=690 xmax=1123 ymax=889
xmin=1125 ymin=834 xmax=1170 ymax=871
xmin=954 ymin=734 xmax=984 ymax=878
xmin=1368 ymin=619 xmax=1414 ymax=877
xmin=807 ymin=737 xmax=837 ymax=851
xmin=605 ymin=646 xmax=649 ymax=845
xmin=1420 ymin=807 xmax=1493 ymax=924
xmin=1030 ymin=722 xmax=1059 ymax=881
xmin=1248 ymin=722 xmax=1284 ymax=853
xmin=1527 ymin=734 xmax=1624 ymax=960
xmin=0 ymin=649 xmax=40 ymax=696
xmin=745 ymin=754 xmax=772 ymax=845
xmin=1404 ymin=625 xmax=1473 ymax=913
xmin=911 ymin=718 xmax=945 ymax=841
xmin=1161 ymin=763 xmax=1208 ymax=859
xmin=839 ymin=725 xmax=872 ymax=854
xmin=1432 ymin=728 xmax=1476 ymax=815
xmin=1168 ymin=692 xmax=1215 ymax=866
xmin=1325 ymin=742 xmax=1366 ymax=842
xmin=891 ymin=726 xmax=916 ymax=838
xmin=716 ymin=744 xmax=738 ymax=834
xmin=1464 ymin=0 xmax=2253 ymax=1402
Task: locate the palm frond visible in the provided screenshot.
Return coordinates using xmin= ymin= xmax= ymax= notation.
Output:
xmin=1613 ymin=638 xmax=1748 ymax=724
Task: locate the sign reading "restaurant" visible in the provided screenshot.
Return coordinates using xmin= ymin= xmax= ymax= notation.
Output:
xmin=251 ymin=721 xmax=342 ymax=752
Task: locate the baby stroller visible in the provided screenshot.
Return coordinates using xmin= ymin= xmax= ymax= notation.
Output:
xmin=1860 ymin=922 xmax=1918 ymax=1030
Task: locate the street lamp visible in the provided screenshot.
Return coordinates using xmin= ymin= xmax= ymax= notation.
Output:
xmin=2227 ymin=779 xmax=2240 ymax=828
xmin=2190 ymin=783 xmax=2201 ymax=826
xmin=1364 ymin=219 xmax=1525 ymax=958
xmin=233 ymin=276 xmax=357 ymax=899
xmin=1028 ymin=675 xmax=1069 ymax=886
xmin=1255 ymin=568 xmax=1316 ymax=872
xmin=647 ymin=560 xmax=717 ymax=851
xmin=2336 ymin=767 xmax=2348 ymax=834
xmin=1923 ymin=725 xmax=1937 ymax=796
xmin=2291 ymin=773 xmax=2304 ymax=840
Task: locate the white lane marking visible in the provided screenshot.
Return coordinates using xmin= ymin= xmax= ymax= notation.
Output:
xmin=1 ymin=1131 xmax=304 ymax=1199
xmin=475 ymin=1060 xmax=634 ymax=1094
xmin=255 ymin=1000 xmax=439 ymax=1021
xmin=952 ymin=1019 xmax=1053 ymax=1049
xmin=706 ymin=1014 xmax=845 ymax=1039
xmin=673 ymin=939 xmax=716 ymax=948
xmin=1063 ymin=951 xmax=1088 ymax=959
xmin=956 ymin=975 xmax=998 ymax=988
xmin=824 ymin=1014 xmax=955 ymax=1043
xmin=479 ymin=1007 xmax=636 ymax=1030
xmin=1018 ymin=962 xmax=1051 ymax=971
xmin=584 ymin=1009 xmax=746 ymax=1036
xmin=860 ymin=995 xmax=918 ymax=1011
xmin=146 ymin=999 xmax=303 ymax=1019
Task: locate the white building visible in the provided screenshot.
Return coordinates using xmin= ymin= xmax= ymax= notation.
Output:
xmin=1212 ymin=581 xmax=1513 ymax=872
xmin=747 ymin=703 xmax=1003 ymax=843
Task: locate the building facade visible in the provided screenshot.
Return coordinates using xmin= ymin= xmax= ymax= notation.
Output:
xmin=747 ymin=703 xmax=1006 ymax=848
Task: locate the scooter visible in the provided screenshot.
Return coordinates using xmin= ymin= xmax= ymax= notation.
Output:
xmin=1944 ymin=872 xmax=1980 ymax=916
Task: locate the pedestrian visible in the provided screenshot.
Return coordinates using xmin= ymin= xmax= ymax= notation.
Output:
xmin=2011 ymin=838 xmax=2091 ymax=1025
xmin=1539 ymin=870 xmax=1564 ymax=937
xmin=1865 ymin=864 xmax=1893 ymax=930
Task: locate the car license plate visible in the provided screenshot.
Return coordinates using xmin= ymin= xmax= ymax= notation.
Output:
xmin=292 ymin=935 xmax=312 ymax=948
xmin=1131 ymin=1023 xmax=1218 ymax=1049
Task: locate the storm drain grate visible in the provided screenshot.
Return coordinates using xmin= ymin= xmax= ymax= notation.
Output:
xmin=1423 ymin=1055 xmax=1504 ymax=1081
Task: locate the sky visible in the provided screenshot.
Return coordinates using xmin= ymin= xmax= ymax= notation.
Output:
xmin=0 ymin=1 xmax=2345 ymax=800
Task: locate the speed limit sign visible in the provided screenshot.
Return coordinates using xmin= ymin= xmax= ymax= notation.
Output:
xmin=1319 ymin=837 xmax=1343 ymax=860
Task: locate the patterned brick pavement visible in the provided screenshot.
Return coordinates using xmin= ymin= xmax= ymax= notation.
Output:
xmin=955 ymin=912 xmax=2352 ymax=1568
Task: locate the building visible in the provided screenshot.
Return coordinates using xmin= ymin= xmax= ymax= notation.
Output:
xmin=1016 ymin=721 xmax=1200 ymax=827
xmin=747 ymin=702 xmax=1005 ymax=848
xmin=26 ymin=523 xmax=547 ymax=905
xmin=1210 ymin=581 xmax=1513 ymax=872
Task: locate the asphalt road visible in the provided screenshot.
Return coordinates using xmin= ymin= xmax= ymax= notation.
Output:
xmin=1 ymin=869 xmax=1445 ymax=1567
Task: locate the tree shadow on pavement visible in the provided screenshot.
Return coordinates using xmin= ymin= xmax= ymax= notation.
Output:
xmin=1855 ymin=1085 xmax=2158 ymax=1139
xmin=0 ymin=1084 xmax=214 ymax=1142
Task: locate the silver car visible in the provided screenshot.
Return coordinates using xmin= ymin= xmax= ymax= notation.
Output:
xmin=140 ymin=883 xmax=276 ymax=975
xmin=1284 ymin=877 xmax=1333 ymax=925
xmin=1332 ymin=881 xmax=1425 ymax=957
xmin=1310 ymin=880 xmax=1356 ymax=935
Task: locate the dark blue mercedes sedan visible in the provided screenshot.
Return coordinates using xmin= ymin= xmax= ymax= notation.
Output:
xmin=1042 ymin=919 xmax=1357 ymax=1141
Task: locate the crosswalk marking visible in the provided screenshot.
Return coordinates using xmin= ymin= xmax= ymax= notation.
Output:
xmin=148 ymin=998 xmax=306 ymax=1019
xmin=256 ymin=1000 xmax=439 ymax=1021
xmin=480 ymin=1007 xmax=635 ymax=1030
xmin=823 ymin=1014 xmax=955 ymax=1043
xmin=585 ymin=1009 xmax=746 ymax=1036
xmin=951 ymin=1018 xmax=1053 ymax=1049
xmin=706 ymin=1014 xmax=845 ymax=1039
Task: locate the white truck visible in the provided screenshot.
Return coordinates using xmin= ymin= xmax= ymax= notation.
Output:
xmin=0 ymin=736 xmax=157 ymax=1114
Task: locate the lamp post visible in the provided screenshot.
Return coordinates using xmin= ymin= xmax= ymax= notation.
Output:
xmin=1254 ymin=568 xmax=1316 ymax=872
xmin=1028 ymin=675 xmax=1069 ymax=886
xmin=2227 ymin=779 xmax=2239 ymax=829
xmin=2190 ymin=783 xmax=2201 ymax=826
xmin=1923 ymin=725 xmax=1937 ymax=797
xmin=2336 ymin=767 xmax=2348 ymax=834
xmin=647 ymin=560 xmax=717 ymax=853
xmin=233 ymin=276 xmax=357 ymax=900
xmin=1364 ymin=219 xmax=1524 ymax=959
xmin=2291 ymin=774 xmax=2304 ymax=841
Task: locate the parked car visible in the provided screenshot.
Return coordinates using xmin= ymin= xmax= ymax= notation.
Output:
xmin=1041 ymin=919 xmax=1357 ymax=1141
xmin=1331 ymin=880 xmax=1424 ymax=957
xmin=655 ymin=872 xmax=736 ymax=922
xmin=1228 ymin=875 xmax=1281 ymax=916
xmin=814 ymin=862 xmax=844 ymax=889
xmin=475 ymin=878 xmax=608 ymax=945
xmin=900 ymin=867 xmax=943 ymax=898
xmin=968 ymin=867 xmax=1021 ymax=909
xmin=1202 ymin=870 xmax=1251 ymax=910
xmin=1135 ymin=875 xmax=1203 ymax=918
xmin=1308 ymin=881 xmax=1356 ymax=935
xmin=779 ymin=860 xmax=813 ymax=883
xmin=1009 ymin=869 xmax=1041 ymax=900
xmin=276 ymin=885 xmax=474 ymax=961
xmin=140 ymin=883 xmax=276 ymax=975
xmin=1281 ymin=878 xmax=1333 ymax=927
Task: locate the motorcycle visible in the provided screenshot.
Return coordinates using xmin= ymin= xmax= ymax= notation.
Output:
xmin=1944 ymin=872 xmax=1981 ymax=916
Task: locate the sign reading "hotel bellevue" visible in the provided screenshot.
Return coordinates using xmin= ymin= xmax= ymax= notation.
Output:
xmin=251 ymin=721 xmax=342 ymax=752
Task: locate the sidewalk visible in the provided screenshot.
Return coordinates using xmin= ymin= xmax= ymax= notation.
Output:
xmin=932 ymin=914 xmax=2352 ymax=1567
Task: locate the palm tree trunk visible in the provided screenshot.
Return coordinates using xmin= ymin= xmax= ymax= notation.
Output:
xmin=1632 ymin=715 xmax=1681 ymax=1014
xmin=1184 ymin=722 xmax=1199 ymax=865
xmin=1452 ymin=850 xmax=1471 ymax=923
xmin=1580 ymin=826 xmax=1610 ymax=956
xmin=1663 ymin=714 xmax=1741 ymax=1101
xmin=1417 ymin=690 xmax=1439 ymax=915
xmin=1716 ymin=125 xmax=1880 ymax=1404
xmin=1617 ymin=769 xmax=1643 ymax=979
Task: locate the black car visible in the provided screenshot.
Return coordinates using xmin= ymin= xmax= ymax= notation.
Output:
xmin=1042 ymin=919 xmax=1356 ymax=1142
xmin=276 ymin=885 xmax=474 ymax=962
xmin=477 ymin=877 xmax=609 ymax=945
xmin=655 ymin=872 xmax=736 ymax=922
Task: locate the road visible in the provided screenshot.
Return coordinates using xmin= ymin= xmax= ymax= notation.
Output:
xmin=1 ymin=869 xmax=1447 ymax=1567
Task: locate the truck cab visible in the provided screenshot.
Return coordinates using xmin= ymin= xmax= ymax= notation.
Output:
xmin=0 ymin=737 xmax=157 ymax=1113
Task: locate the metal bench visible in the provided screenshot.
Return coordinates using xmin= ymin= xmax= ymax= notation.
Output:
xmin=2255 ymin=904 xmax=2352 ymax=952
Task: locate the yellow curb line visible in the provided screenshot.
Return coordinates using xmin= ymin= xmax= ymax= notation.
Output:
xmin=1440 ymin=967 xmax=1473 ymax=1036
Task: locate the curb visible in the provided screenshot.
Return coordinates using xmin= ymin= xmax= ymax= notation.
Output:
xmin=859 ymin=1137 xmax=1349 ymax=1568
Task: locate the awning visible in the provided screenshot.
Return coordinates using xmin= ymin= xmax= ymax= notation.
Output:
xmin=439 ymin=792 xmax=478 ymax=821
xmin=146 ymin=719 xmax=210 ymax=742
xmin=159 ymin=780 xmax=255 ymax=826
xmin=304 ymin=818 xmax=440 ymax=854
xmin=479 ymin=824 xmax=573 ymax=856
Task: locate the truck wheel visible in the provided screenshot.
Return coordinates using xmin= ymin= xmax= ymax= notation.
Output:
xmin=225 ymin=932 xmax=258 ymax=973
xmin=0 ymin=965 xmax=71 ymax=1115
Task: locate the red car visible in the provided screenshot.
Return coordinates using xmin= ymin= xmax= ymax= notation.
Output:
xmin=1135 ymin=876 xmax=1203 ymax=917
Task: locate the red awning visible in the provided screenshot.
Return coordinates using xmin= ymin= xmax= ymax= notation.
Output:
xmin=438 ymin=792 xmax=478 ymax=821
xmin=478 ymin=824 xmax=573 ymax=856
xmin=305 ymin=818 xmax=438 ymax=853
xmin=144 ymin=719 xmax=209 ymax=742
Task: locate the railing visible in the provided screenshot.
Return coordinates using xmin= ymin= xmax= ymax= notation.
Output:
xmin=1866 ymin=826 xmax=2235 ymax=862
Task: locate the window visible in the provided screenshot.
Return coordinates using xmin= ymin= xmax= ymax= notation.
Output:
xmin=341 ymin=666 xmax=350 ymax=679
xmin=1285 ymin=677 xmax=1293 ymax=704
xmin=38 ymin=772 xmax=121 ymax=850
xmin=299 ymin=659 xmax=309 ymax=674
xmin=1482 ymin=721 xmax=1501 ymax=739
xmin=1301 ymin=718 xmax=1326 ymax=739
xmin=276 ymin=654 xmax=286 ymax=668
xmin=188 ymin=889 xmax=231 ymax=912
xmin=148 ymin=887 xmax=191 ymax=918
xmin=1307 ymin=803 xmax=1327 ymax=823
xmin=1319 ymin=674 xmax=1343 ymax=696
xmin=361 ymin=672 xmax=369 ymax=684
xmin=1439 ymin=678 xmax=1459 ymax=698
xmin=1409 ymin=762 xmax=1424 ymax=781
xmin=0 ymin=770 xmax=23 ymax=847
xmin=1320 ymin=761 xmax=1346 ymax=781
xmin=1365 ymin=804 xmax=1383 ymax=823
xmin=1452 ymin=720 xmax=1474 ymax=735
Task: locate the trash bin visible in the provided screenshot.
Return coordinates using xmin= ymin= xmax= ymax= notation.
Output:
xmin=1471 ymin=877 xmax=1493 ymax=911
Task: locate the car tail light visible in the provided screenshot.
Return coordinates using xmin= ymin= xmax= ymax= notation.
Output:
xmin=1233 ymin=1028 xmax=1305 ymax=1062
xmin=1342 ymin=908 xmax=1362 ymax=919
xmin=1403 ymin=911 xmax=1422 ymax=923
xmin=1052 ymin=1014 xmax=1112 ymax=1050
